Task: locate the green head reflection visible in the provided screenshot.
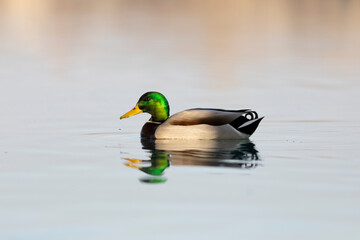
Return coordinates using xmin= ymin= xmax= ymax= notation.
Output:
xmin=124 ymin=150 xmax=169 ymax=176
xmin=140 ymin=150 xmax=169 ymax=176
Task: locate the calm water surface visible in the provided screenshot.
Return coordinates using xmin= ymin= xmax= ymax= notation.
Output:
xmin=1 ymin=1 xmax=360 ymax=239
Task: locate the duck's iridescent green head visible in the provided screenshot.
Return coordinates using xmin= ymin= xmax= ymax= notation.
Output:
xmin=120 ymin=92 xmax=170 ymax=122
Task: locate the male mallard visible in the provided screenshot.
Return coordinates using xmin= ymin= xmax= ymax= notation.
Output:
xmin=120 ymin=91 xmax=263 ymax=139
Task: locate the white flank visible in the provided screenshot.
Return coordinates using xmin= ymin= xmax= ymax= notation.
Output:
xmin=155 ymin=123 xmax=250 ymax=139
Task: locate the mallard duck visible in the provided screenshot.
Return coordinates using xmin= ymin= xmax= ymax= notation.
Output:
xmin=120 ymin=91 xmax=264 ymax=139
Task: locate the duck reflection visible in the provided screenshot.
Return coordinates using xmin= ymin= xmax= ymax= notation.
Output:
xmin=124 ymin=139 xmax=261 ymax=183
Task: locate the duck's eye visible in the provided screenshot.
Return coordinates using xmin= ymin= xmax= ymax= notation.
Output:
xmin=144 ymin=97 xmax=152 ymax=101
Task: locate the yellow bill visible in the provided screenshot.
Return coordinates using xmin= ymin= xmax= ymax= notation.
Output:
xmin=124 ymin=163 xmax=140 ymax=169
xmin=124 ymin=158 xmax=142 ymax=163
xmin=120 ymin=104 xmax=143 ymax=119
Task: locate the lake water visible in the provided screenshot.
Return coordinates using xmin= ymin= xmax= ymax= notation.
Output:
xmin=1 ymin=1 xmax=360 ymax=239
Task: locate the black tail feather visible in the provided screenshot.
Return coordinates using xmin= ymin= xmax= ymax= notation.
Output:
xmin=230 ymin=113 xmax=264 ymax=136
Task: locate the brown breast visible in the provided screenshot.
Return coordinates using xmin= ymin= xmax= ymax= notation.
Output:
xmin=141 ymin=122 xmax=161 ymax=139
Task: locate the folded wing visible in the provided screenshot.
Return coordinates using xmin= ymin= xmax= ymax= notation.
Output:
xmin=166 ymin=108 xmax=254 ymax=126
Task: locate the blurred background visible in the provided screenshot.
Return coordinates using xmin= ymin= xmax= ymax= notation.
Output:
xmin=1 ymin=0 xmax=359 ymax=118
xmin=1 ymin=1 xmax=360 ymax=239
